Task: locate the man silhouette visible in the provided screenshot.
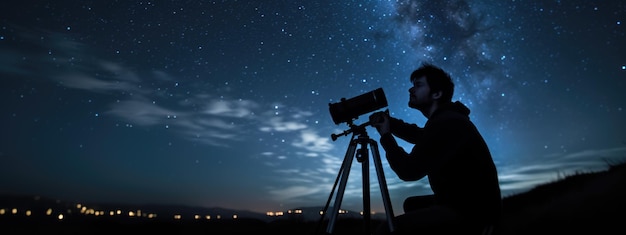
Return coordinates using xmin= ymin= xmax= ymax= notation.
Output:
xmin=370 ymin=63 xmax=502 ymax=235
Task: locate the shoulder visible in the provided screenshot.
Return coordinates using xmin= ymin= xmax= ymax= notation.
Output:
xmin=430 ymin=109 xmax=469 ymax=124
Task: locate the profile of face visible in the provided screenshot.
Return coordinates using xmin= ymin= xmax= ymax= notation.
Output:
xmin=408 ymin=76 xmax=433 ymax=111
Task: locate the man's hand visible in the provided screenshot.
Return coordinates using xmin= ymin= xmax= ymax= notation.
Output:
xmin=369 ymin=111 xmax=391 ymax=135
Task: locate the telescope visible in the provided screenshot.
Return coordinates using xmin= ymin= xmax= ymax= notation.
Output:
xmin=328 ymin=87 xmax=388 ymax=125
xmin=320 ymin=87 xmax=396 ymax=235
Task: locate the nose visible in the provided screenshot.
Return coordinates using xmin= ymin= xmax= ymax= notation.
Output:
xmin=408 ymin=86 xmax=414 ymax=93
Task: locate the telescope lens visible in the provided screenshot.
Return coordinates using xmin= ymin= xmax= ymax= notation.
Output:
xmin=328 ymin=88 xmax=388 ymax=125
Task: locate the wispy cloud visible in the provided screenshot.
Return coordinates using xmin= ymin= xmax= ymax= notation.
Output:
xmin=106 ymin=99 xmax=174 ymax=125
xmin=292 ymin=130 xmax=334 ymax=152
xmin=0 ymin=26 xmax=282 ymax=147
xmin=497 ymin=147 xmax=626 ymax=196
xmin=203 ymin=99 xmax=258 ymax=118
xmin=55 ymin=72 xmax=137 ymax=92
xmin=2 ymin=26 xmax=359 ymax=207
xmin=268 ymin=185 xmax=324 ymax=201
xmin=259 ymin=116 xmax=308 ymax=132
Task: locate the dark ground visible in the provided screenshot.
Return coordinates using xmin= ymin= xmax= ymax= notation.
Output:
xmin=2 ymin=161 xmax=625 ymax=235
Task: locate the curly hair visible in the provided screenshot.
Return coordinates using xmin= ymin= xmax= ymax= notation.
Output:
xmin=410 ymin=63 xmax=455 ymax=102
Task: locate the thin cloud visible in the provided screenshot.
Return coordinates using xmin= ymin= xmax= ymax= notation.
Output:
xmin=55 ymin=73 xmax=137 ymax=92
xmin=203 ymin=99 xmax=258 ymax=118
xmin=292 ymin=130 xmax=334 ymax=152
xmin=497 ymin=147 xmax=626 ymax=196
xmin=2 ymin=26 xmax=263 ymax=147
xmin=106 ymin=99 xmax=174 ymax=125
xmin=268 ymin=185 xmax=323 ymax=201
xmin=260 ymin=116 xmax=308 ymax=132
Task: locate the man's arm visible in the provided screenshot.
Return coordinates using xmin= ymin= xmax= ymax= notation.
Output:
xmin=381 ymin=117 xmax=469 ymax=181
xmin=388 ymin=117 xmax=423 ymax=144
xmin=379 ymin=132 xmax=429 ymax=181
xmin=369 ymin=111 xmax=429 ymax=181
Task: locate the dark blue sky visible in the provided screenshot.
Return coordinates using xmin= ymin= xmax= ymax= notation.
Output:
xmin=1 ymin=1 xmax=625 ymax=214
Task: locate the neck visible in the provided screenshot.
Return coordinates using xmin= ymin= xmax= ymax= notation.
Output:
xmin=420 ymin=102 xmax=440 ymax=119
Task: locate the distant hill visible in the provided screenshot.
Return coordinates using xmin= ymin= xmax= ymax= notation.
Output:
xmin=498 ymin=160 xmax=626 ymax=235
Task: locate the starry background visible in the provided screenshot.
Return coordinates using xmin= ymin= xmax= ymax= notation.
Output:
xmin=1 ymin=1 xmax=625 ymax=214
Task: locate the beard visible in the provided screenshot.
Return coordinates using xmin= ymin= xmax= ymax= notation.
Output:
xmin=408 ymin=96 xmax=430 ymax=111
xmin=408 ymin=100 xmax=419 ymax=109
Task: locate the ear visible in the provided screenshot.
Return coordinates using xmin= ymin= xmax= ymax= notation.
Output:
xmin=431 ymin=90 xmax=443 ymax=100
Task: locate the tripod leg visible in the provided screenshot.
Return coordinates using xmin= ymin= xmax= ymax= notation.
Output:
xmin=360 ymin=145 xmax=371 ymax=234
xmin=370 ymin=139 xmax=396 ymax=233
xmin=326 ymin=139 xmax=358 ymax=234
xmin=315 ymin=148 xmax=347 ymax=234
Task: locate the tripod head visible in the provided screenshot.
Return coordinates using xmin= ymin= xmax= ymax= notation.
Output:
xmin=330 ymin=120 xmax=372 ymax=141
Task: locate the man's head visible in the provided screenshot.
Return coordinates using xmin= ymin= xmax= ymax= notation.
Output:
xmin=408 ymin=63 xmax=454 ymax=113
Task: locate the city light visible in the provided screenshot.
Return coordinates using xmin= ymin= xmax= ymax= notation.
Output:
xmin=266 ymin=211 xmax=284 ymax=216
xmin=0 ymin=196 xmax=357 ymax=224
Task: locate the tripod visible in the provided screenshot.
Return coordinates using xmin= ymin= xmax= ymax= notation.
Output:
xmin=318 ymin=121 xmax=395 ymax=235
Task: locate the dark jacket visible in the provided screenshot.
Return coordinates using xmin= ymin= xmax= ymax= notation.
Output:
xmin=379 ymin=101 xmax=502 ymax=224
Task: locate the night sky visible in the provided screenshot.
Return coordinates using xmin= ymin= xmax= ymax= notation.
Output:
xmin=1 ymin=1 xmax=625 ymax=214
